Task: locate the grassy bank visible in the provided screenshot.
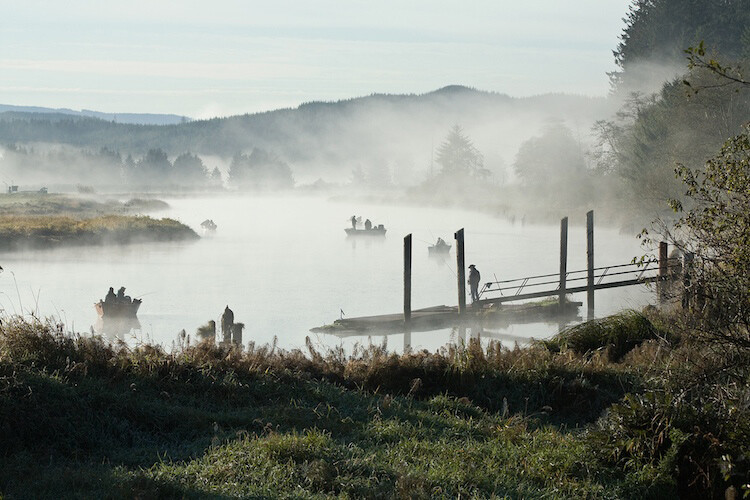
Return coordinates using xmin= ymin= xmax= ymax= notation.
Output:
xmin=4 ymin=310 xmax=746 ymax=498
xmin=0 ymin=214 xmax=198 ymax=250
xmin=0 ymin=193 xmax=196 ymax=249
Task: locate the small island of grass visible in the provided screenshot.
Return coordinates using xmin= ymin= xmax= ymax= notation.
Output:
xmin=0 ymin=192 xmax=198 ymax=250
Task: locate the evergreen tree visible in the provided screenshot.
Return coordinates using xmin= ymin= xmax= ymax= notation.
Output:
xmin=435 ymin=125 xmax=484 ymax=177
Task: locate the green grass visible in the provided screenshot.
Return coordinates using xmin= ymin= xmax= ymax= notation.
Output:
xmin=2 ymin=313 xmax=747 ymax=498
xmin=541 ymin=310 xmax=672 ymax=361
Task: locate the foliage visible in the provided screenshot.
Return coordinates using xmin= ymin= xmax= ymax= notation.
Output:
xmin=434 ymin=125 xmax=486 ymax=178
xmin=228 ymin=148 xmax=294 ymax=190
xmin=665 ymin=127 xmax=750 ymax=350
xmin=172 ymin=152 xmax=209 ymax=186
xmin=543 ymin=310 xmax=671 ymax=361
xmin=684 ymin=41 xmax=750 ymax=92
xmin=513 ymin=121 xmax=591 ymax=205
xmin=591 ymin=71 xmax=750 ymax=218
xmin=611 ymin=0 xmax=750 ymax=91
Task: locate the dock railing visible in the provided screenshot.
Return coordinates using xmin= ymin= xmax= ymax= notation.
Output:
xmin=478 ymin=258 xmax=682 ymax=304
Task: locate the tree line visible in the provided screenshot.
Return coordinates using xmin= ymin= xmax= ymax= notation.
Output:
xmin=0 ymin=145 xmax=294 ymax=191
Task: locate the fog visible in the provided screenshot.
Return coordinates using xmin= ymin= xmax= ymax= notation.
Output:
xmin=0 ymin=194 xmax=653 ymax=353
xmin=0 ymin=87 xmax=614 ymax=190
xmin=1 ymin=60 xmax=741 ymax=351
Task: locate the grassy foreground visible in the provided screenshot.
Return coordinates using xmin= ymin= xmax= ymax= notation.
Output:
xmin=0 ymin=312 xmax=746 ymax=498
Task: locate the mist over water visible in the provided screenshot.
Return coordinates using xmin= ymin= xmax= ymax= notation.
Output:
xmin=0 ymin=194 xmax=653 ymax=352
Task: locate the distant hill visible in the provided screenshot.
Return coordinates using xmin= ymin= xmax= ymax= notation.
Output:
xmin=0 ymin=104 xmax=191 ymax=125
xmin=0 ymin=86 xmax=615 ymax=183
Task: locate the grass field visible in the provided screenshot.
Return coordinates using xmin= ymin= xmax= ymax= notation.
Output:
xmin=4 ymin=311 xmax=728 ymax=498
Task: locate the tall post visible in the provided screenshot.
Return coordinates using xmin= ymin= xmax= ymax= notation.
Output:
xmin=455 ymin=228 xmax=466 ymax=315
xmin=586 ymin=210 xmax=594 ymax=320
xmin=403 ymin=234 xmax=412 ymax=350
xmin=658 ymin=241 xmax=668 ymax=303
xmin=559 ymin=217 xmax=568 ymax=310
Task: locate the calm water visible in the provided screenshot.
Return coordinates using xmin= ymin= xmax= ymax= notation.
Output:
xmin=0 ymin=194 xmax=654 ymax=352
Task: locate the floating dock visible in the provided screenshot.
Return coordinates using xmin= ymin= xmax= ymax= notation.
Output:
xmin=311 ymin=299 xmax=582 ymax=336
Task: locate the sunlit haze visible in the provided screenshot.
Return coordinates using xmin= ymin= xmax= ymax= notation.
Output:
xmin=2 ymin=0 xmax=628 ymax=118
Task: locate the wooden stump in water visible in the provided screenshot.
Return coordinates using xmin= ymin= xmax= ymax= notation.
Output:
xmin=232 ymin=322 xmax=245 ymax=348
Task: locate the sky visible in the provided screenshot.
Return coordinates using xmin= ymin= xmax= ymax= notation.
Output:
xmin=2 ymin=1 xmax=630 ymax=119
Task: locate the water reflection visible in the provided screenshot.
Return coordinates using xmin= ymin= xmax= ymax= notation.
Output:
xmin=95 ymin=316 xmax=141 ymax=340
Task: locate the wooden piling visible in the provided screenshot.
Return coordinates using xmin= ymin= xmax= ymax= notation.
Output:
xmin=559 ymin=217 xmax=568 ymax=309
xmin=404 ymin=234 xmax=412 ymax=328
xmin=455 ymin=228 xmax=466 ymax=315
xmin=586 ymin=210 xmax=594 ymax=320
xmin=231 ymin=322 xmax=244 ymax=348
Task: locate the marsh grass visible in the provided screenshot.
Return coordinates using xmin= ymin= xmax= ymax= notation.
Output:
xmin=0 ymin=214 xmax=197 ymax=249
xmin=0 ymin=192 xmax=192 ymax=250
xmin=542 ymin=310 xmax=673 ymax=361
xmin=0 ymin=316 xmax=671 ymax=498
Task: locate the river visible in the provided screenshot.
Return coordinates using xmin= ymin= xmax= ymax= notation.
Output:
xmin=0 ymin=194 xmax=654 ymax=353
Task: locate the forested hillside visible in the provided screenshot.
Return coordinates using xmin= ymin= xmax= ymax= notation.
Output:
xmin=0 ymin=87 xmax=610 ymax=187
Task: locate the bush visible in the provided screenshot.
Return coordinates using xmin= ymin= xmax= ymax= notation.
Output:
xmin=543 ymin=310 xmax=670 ymax=361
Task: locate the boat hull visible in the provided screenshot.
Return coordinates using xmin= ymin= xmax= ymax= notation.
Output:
xmin=345 ymin=227 xmax=386 ymax=236
xmin=95 ymin=299 xmax=141 ymax=318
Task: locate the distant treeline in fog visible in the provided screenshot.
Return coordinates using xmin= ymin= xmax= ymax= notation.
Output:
xmin=0 ymin=144 xmax=294 ymax=191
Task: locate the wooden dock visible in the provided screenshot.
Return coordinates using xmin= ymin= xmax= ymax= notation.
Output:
xmin=312 ymin=211 xmax=685 ymax=339
xmin=311 ymin=299 xmax=582 ymax=336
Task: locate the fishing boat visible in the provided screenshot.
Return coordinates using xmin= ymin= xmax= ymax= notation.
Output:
xmin=345 ymin=225 xmax=387 ymax=236
xmin=200 ymin=219 xmax=217 ymax=233
xmin=428 ymin=238 xmax=451 ymax=255
xmin=95 ymin=287 xmax=141 ymax=318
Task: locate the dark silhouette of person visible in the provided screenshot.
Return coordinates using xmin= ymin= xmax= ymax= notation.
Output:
xmin=221 ymin=305 xmax=234 ymax=343
xmin=117 ymin=286 xmax=126 ymax=302
xmin=364 ymin=219 xmax=372 ymax=230
xmin=351 ymin=215 xmax=357 ymax=229
xmin=468 ymin=264 xmax=481 ymax=304
xmin=105 ymin=287 xmax=116 ymax=303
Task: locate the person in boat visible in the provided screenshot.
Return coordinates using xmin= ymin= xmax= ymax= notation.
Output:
xmin=468 ymin=264 xmax=481 ymax=304
xmin=436 ymin=237 xmax=447 ymax=247
xmin=221 ymin=305 xmax=234 ymax=343
xmin=117 ymin=286 xmax=132 ymax=304
xmin=351 ymin=215 xmax=357 ymax=229
xmin=364 ymin=219 xmax=372 ymax=230
xmin=105 ymin=287 xmax=116 ymax=303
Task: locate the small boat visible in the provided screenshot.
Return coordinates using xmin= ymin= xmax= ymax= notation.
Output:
xmin=428 ymin=239 xmax=451 ymax=256
xmin=95 ymin=287 xmax=141 ymax=318
xmin=200 ymin=219 xmax=217 ymax=232
xmin=345 ymin=225 xmax=386 ymax=236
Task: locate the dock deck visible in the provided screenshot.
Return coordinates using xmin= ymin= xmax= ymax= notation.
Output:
xmin=311 ymin=299 xmax=582 ymax=336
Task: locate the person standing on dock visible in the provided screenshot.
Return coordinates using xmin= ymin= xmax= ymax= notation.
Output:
xmin=468 ymin=264 xmax=481 ymax=304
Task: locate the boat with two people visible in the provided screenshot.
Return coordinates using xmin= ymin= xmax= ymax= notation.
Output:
xmin=428 ymin=237 xmax=451 ymax=256
xmin=95 ymin=286 xmax=141 ymax=319
xmin=200 ymin=219 xmax=217 ymax=234
xmin=345 ymin=215 xmax=386 ymax=236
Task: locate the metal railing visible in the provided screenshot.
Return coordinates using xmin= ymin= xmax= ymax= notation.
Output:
xmin=478 ymin=258 xmax=682 ymax=301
